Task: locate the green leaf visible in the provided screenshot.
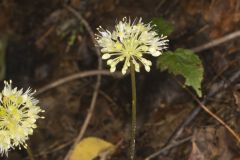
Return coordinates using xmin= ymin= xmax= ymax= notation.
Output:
xmin=152 ymin=17 xmax=174 ymax=36
xmin=157 ymin=48 xmax=204 ymax=97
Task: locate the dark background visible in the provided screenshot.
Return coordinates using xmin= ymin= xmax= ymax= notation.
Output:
xmin=0 ymin=0 xmax=240 ymax=159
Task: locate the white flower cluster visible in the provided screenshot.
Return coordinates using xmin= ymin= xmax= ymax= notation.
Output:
xmin=96 ymin=17 xmax=169 ymax=74
xmin=0 ymin=81 xmax=44 ymax=155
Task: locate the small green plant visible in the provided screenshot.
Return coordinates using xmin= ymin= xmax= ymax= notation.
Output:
xmin=95 ymin=16 xmax=204 ymax=160
xmin=96 ymin=17 xmax=169 ymax=160
xmin=95 ymin=17 xmax=205 ymax=160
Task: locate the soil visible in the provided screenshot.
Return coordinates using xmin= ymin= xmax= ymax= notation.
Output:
xmin=0 ymin=0 xmax=240 ymax=159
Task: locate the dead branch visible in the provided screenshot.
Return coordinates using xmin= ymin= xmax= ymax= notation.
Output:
xmin=63 ymin=5 xmax=103 ymax=160
xmin=191 ymin=30 xmax=240 ymax=52
xmin=36 ymin=70 xmax=119 ymax=96
xmin=145 ymin=136 xmax=192 ymax=160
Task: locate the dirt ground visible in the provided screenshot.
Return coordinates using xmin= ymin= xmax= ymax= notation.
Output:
xmin=0 ymin=0 xmax=240 ymax=159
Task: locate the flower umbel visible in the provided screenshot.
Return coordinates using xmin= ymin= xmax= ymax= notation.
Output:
xmin=95 ymin=17 xmax=169 ymax=74
xmin=0 ymin=80 xmax=44 ymax=155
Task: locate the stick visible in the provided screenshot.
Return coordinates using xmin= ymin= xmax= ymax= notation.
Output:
xmin=191 ymin=30 xmax=240 ymax=52
xmin=145 ymin=136 xmax=192 ymax=160
xmin=63 ymin=5 xmax=103 ymax=160
xmin=36 ymin=70 xmax=116 ymax=96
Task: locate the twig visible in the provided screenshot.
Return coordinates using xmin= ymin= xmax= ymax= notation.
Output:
xmin=167 ymin=107 xmax=201 ymax=143
xmin=63 ymin=5 xmax=103 ymax=160
xmin=99 ymin=90 xmax=120 ymax=109
xmin=35 ymin=70 xmax=117 ymax=96
xmin=35 ymin=26 xmax=55 ymax=48
xmin=145 ymin=136 xmax=192 ymax=160
xmin=197 ymin=100 xmax=240 ymax=144
xmin=205 ymin=60 xmax=236 ymax=90
xmin=191 ymin=30 xmax=240 ymax=52
xmin=170 ymin=69 xmax=240 ymax=142
xmin=35 ymin=141 xmax=73 ymax=157
xmin=178 ymin=79 xmax=240 ymax=143
xmin=154 ymin=0 xmax=167 ymax=12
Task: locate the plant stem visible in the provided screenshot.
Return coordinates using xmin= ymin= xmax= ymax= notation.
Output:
xmin=130 ymin=62 xmax=137 ymax=160
xmin=26 ymin=145 xmax=34 ymax=160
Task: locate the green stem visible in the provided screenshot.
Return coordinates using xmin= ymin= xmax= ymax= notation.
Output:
xmin=130 ymin=62 xmax=137 ymax=160
xmin=26 ymin=145 xmax=34 ymax=160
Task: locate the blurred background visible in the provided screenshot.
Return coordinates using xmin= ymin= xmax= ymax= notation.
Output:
xmin=0 ymin=0 xmax=240 ymax=159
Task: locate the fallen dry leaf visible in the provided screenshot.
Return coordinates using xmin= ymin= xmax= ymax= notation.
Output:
xmin=188 ymin=142 xmax=205 ymax=160
xmin=69 ymin=137 xmax=115 ymax=160
xmin=188 ymin=126 xmax=236 ymax=160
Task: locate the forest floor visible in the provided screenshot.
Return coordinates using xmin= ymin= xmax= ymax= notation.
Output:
xmin=0 ymin=0 xmax=240 ymax=159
